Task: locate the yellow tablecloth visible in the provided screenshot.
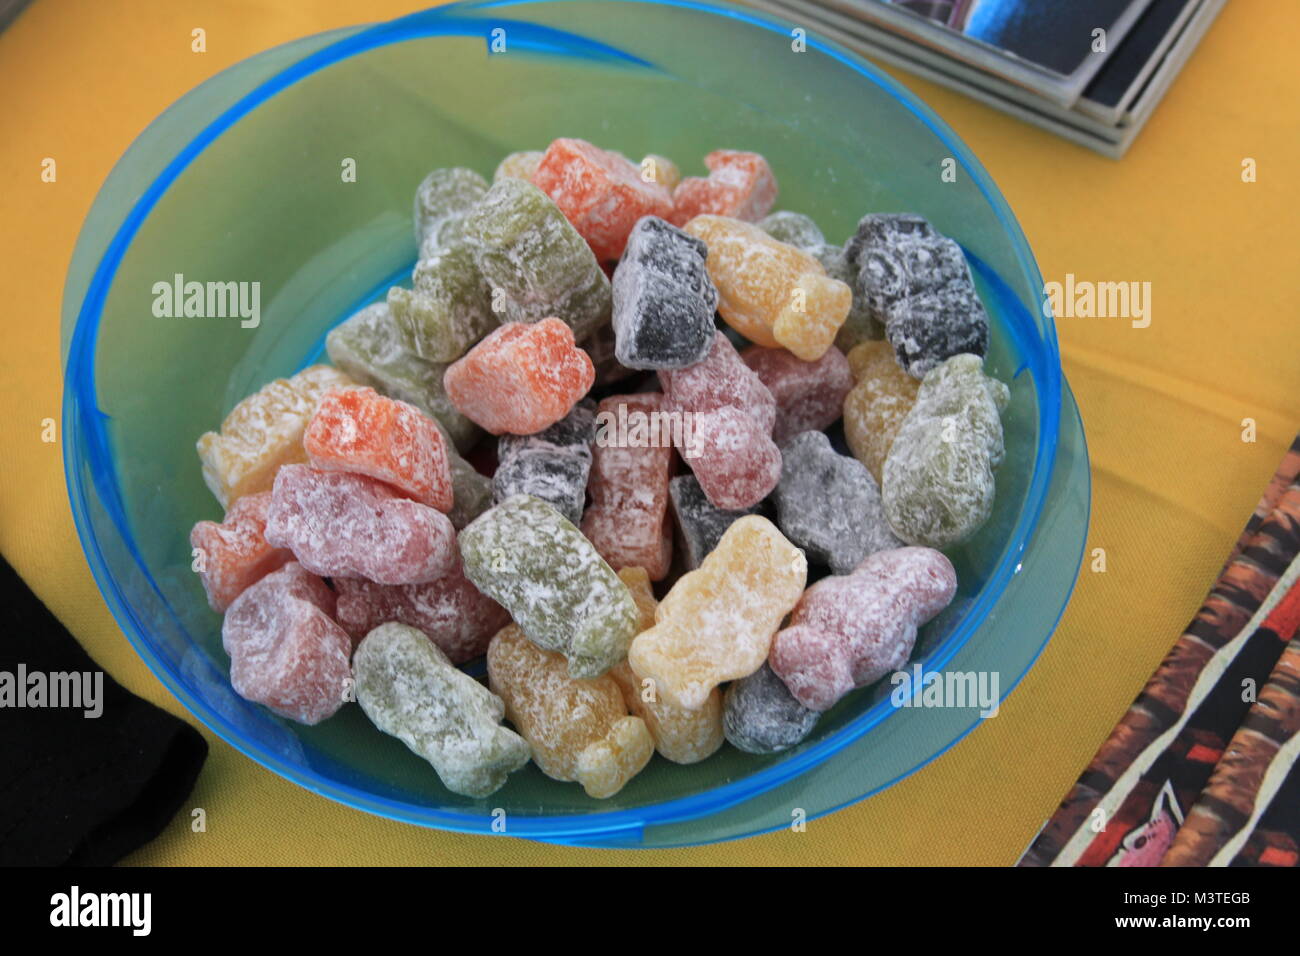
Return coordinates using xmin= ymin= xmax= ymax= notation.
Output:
xmin=1 ymin=0 xmax=1296 ymax=866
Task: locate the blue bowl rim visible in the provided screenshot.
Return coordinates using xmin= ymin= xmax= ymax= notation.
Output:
xmin=62 ymin=0 xmax=1064 ymax=841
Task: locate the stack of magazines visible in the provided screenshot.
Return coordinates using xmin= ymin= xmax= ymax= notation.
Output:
xmin=737 ymin=0 xmax=1226 ymax=158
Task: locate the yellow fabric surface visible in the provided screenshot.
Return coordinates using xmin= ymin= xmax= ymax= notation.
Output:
xmin=1 ymin=0 xmax=1296 ymax=866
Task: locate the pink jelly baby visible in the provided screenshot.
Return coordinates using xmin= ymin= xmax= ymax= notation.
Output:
xmin=769 ymin=546 xmax=957 ymax=711
xmin=222 ymin=562 xmax=352 ymax=725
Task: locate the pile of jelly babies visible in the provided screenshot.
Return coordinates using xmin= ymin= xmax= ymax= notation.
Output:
xmin=191 ymin=138 xmax=1007 ymax=799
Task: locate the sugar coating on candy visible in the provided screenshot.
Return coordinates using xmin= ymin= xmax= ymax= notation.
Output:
xmin=741 ymin=344 xmax=853 ymax=445
xmin=851 ymin=217 xmax=969 ymax=324
xmin=757 ymin=211 xmax=882 ymax=349
xmin=494 ymin=150 xmax=543 ymax=183
xmin=659 ymin=332 xmax=775 ymax=430
xmin=222 ymin=562 xmax=351 ymax=725
xmin=334 ymin=565 xmax=510 ymax=663
xmin=460 ymin=177 xmax=612 ymax=340
xmin=670 ymin=150 xmax=777 ymax=225
xmin=304 ymin=386 xmax=453 ymax=512
xmin=460 ymin=494 xmax=640 ymax=678
xmin=770 ymin=546 xmax=956 ymax=711
xmin=641 ymin=154 xmax=681 ymax=192
xmin=611 ymin=216 xmax=718 ymax=370
xmin=443 ymin=318 xmax=595 ymax=435
xmin=775 ymin=430 xmax=902 ymax=574
xmin=843 ymin=340 xmax=921 ymax=484
xmin=683 ymin=214 xmax=850 ymax=362
xmin=668 ymin=474 xmax=763 ymax=571
xmin=609 ymin=567 xmax=723 ymax=764
xmin=487 ymin=623 xmax=653 ymax=798
xmin=326 ymin=302 xmax=479 ymax=451
xmin=845 ymin=213 xmax=988 ymax=378
xmin=531 ymin=138 xmax=674 ymax=261
xmin=197 ymin=365 xmax=355 ymax=508
xmin=685 ymin=406 xmax=784 ymax=510
xmin=354 ymin=622 xmax=530 ymax=798
xmin=413 ymin=167 xmax=489 ymax=254
xmin=493 ymin=400 xmax=595 ymax=525
xmin=190 ymin=491 xmax=292 ymax=612
xmin=628 ymin=515 xmax=806 ymax=710
xmin=659 ymin=331 xmax=781 ymax=509
xmin=886 ymin=278 xmax=990 ymax=380
xmin=582 ymin=393 xmax=675 ymax=580
xmin=265 ymin=465 xmax=457 ymax=585
xmin=388 ymin=241 xmax=498 ymax=363
xmin=882 ymin=354 xmax=1009 ymax=549
xmin=843 ymin=212 xmax=938 ymax=270
xmin=723 ymin=662 xmax=820 ymax=755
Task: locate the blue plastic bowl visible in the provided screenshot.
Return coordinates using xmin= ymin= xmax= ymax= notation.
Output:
xmin=61 ymin=0 xmax=1090 ymax=847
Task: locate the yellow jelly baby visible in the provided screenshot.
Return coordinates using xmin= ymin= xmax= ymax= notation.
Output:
xmin=683 ymin=214 xmax=850 ymax=362
xmin=628 ymin=515 xmax=807 ymax=710
xmin=609 ymin=567 xmax=725 ymax=764
xmin=486 ymin=623 xmax=654 ymax=799
xmin=197 ymin=365 xmax=354 ymax=507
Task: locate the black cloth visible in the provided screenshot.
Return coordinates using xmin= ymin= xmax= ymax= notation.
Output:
xmin=0 ymin=557 xmax=207 ymax=866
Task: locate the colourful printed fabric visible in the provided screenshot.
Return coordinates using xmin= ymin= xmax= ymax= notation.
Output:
xmin=1020 ymin=441 xmax=1300 ymax=867
xmin=1161 ymin=582 xmax=1300 ymax=867
xmin=1221 ymin=433 xmax=1300 ymax=573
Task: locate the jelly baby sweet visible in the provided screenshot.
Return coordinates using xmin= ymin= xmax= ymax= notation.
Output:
xmin=609 ymin=567 xmax=724 ymax=764
xmin=221 ymin=562 xmax=351 ymax=725
xmin=723 ymin=662 xmax=820 ymax=755
xmin=659 ymin=331 xmax=781 ymax=510
xmin=683 ymin=214 xmax=851 ymax=361
xmin=487 ymin=623 xmax=653 ymax=798
xmin=741 ymin=344 xmax=853 ymax=444
xmin=775 ymin=430 xmax=902 ymax=574
xmin=325 ymin=301 xmax=478 ymax=451
xmin=885 ymin=280 xmax=990 ymax=381
xmin=443 ymin=318 xmax=595 ymax=435
xmin=413 ymin=166 xmax=489 ymax=255
xmin=769 ymin=547 xmax=957 ymax=712
xmin=334 ymin=565 xmax=510 ymax=663
xmin=354 ymin=622 xmax=530 ymax=798
xmin=531 ymin=138 xmax=675 ymax=262
xmin=459 ymin=494 xmax=640 ymax=678
xmin=628 ymin=515 xmax=806 ymax=710
xmin=493 ymin=400 xmax=595 ymax=525
xmin=758 ymin=211 xmax=883 ymax=350
xmin=387 ymin=242 xmax=498 ymax=363
xmin=882 ymin=354 xmax=1009 ymax=549
xmin=303 ymin=386 xmax=453 ymax=512
xmin=611 ymin=215 xmax=717 ymax=370
xmin=460 ymin=177 xmax=612 ymax=339
xmin=197 ymin=364 xmax=354 ymax=507
xmin=494 ymin=150 xmax=543 ymax=183
xmin=844 ymin=213 xmax=988 ymax=378
xmin=190 ymin=491 xmax=292 ymax=612
xmin=265 ymin=465 xmax=457 ymax=585
xmin=581 ymin=393 xmax=675 ymax=580
xmin=670 ymin=150 xmax=777 ymax=225
xmin=842 ymin=339 xmax=921 ymax=484
xmin=668 ymin=474 xmax=765 ymax=571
